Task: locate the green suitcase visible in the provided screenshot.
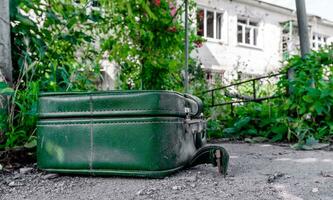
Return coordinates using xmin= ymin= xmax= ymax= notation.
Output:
xmin=37 ymin=91 xmax=229 ymax=178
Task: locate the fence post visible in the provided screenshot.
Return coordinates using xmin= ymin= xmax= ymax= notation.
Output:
xmin=211 ymin=91 xmax=215 ymax=107
xmin=252 ymin=80 xmax=256 ymax=100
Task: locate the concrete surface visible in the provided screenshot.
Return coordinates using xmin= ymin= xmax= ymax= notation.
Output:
xmin=1 ymin=143 xmax=332 ymax=200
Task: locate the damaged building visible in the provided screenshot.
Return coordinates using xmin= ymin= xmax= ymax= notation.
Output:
xmin=193 ymin=0 xmax=333 ymax=83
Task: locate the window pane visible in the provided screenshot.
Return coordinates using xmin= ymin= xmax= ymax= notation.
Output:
xmin=253 ymin=28 xmax=258 ymax=46
xmin=245 ymin=27 xmax=251 ymax=44
xmin=237 ymin=25 xmax=243 ymax=43
xmin=238 ymin=19 xmax=246 ymax=24
xmin=249 ymin=21 xmax=258 ymax=26
xmin=216 ymin=13 xmax=223 ymax=40
xmin=197 ymin=9 xmax=204 ymax=36
xmin=206 ymin=11 xmax=214 ymax=38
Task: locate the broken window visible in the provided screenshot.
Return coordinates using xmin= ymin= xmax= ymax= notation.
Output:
xmin=196 ymin=8 xmax=223 ymax=40
xmin=237 ymin=18 xmax=259 ymax=46
xmin=280 ymin=20 xmax=301 ymax=59
xmin=197 ymin=9 xmax=204 ymax=36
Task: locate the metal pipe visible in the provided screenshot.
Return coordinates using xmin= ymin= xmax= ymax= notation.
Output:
xmin=295 ymin=0 xmax=310 ymax=57
xmin=184 ymin=0 xmax=189 ymax=93
xmin=203 ymin=73 xmax=283 ymax=93
xmin=288 ymin=0 xmax=311 ymax=94
xmin=0 ymin=0 xmax=12 ymax=84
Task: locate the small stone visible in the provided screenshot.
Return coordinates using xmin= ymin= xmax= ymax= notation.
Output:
xmin=136 ymin=188 xmax=157 ymax=195
xmin=42 ymin=173 xmax=59 ymax=180
xmin=267 ymin=172 xmax=284 ymax=183
xmin=190 ymin=184 xmax=196 ymax=188
xmin=19 ymin=167 xmax=34 ymax=174
xmin=321 ymin=171 xmax=333 ymax=178
xmin=312 ymin=188 xmax=319 ymax=193
xmin=136 ymin=189 xmax=144 ymax=195
xmin=8 ymin=181 xmax=16 ymax=187
xmin=0 ymin=164 xmax=3 ymax=171
xmin=172 ymin=185 xmax=181 ymax=190
xmin=213 ymin=182 xmax=218 ymax=186
xmin=184 ymin=175 xmax=197 ymax=182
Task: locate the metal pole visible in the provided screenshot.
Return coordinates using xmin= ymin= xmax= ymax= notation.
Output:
xmin=184 ymin=0 xmax=189 ymax=93
xmin=288 ymin=0 xmax=310 ymax=94
xmin=295 ymin=0 xmax=310 ymax=57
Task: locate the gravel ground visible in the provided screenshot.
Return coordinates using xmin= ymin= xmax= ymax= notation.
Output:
xmin=1 ymin=143 xmax=333 ymax=200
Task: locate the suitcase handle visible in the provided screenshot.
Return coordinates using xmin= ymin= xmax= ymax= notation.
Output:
xmin=187 ymin=144 xmax=229 ymax=177
xmin=184 ymin=94 xmax=203 ymax=118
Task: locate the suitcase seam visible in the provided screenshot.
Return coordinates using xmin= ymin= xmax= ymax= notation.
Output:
xmin=37 ymin=121 xmax=184 ymax=126
xmin=40 ymin=108 xmax=183 ymax=113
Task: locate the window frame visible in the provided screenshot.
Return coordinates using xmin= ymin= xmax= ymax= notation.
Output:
xmin=237 ymin=17 xmax=260 ymax=47
xmin=197 ymin=7 xmax=224 ymax=41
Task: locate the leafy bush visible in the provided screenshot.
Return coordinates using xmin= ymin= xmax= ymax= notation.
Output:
xmin=278 ymin=45 xmax=333 ymax=144
xmin=208 ymin=45 xmax=333 ymax=146
xmin=1 ymin=0 xmax=103 ymax=149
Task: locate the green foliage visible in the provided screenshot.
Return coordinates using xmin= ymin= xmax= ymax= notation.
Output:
xmin=278 ymin=46 xmax=333 ymax=144
xmin=208 ymin=46 xmax=333 ymax=145
xmin=2 ymin=0 xmax=103 ymax=149
xmin=0 ymin=82 xmax=12 ymax=144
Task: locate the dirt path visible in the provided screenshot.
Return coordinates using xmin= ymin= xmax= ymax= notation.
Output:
xmin=1 ymin=143 xmax=333 ymax=200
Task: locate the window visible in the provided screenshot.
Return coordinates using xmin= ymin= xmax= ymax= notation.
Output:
xmin=74 ymin=0 xmax=100 ymax=7
xmin=206 ymin=11 xmax=214 ymax=38
xmin=312 ymin=33 xmax=329 ymax=50
xmin=92 ymin=0 xmax=100 ymax=7
xmin=196 ymin=8 xmax=223 ymax=40
xmin=237 ymin=18 xmax=259 ymax=46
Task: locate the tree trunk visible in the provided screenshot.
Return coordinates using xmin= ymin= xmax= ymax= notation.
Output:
xmin=0 ymin=0 xmax=12 ymax=84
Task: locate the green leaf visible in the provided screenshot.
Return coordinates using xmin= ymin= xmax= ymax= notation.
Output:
xmin=223 ymin=128 xmax=237 ymax=135
xmin=272 ymin=125 xmax=288 ymax=135
xmin=271 ymin=134 xmax=283 ymax=142
xmin=0 ymin=87 xmax=14 ymax=95
xmin=305 ymin=136 xmax=318 ymax=146
xmin=234 ymin=117 xmax=251 ymax=129
xmin=251 ymin=137 xmax=268 ymax=143
xmin=302 ymin=95 xmax=313 ymax=103
xmin=314 ymin=102 xmax=324 ymax=114
xmin=24 ymin=137 xmax=37 ymax=149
